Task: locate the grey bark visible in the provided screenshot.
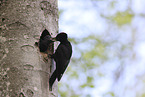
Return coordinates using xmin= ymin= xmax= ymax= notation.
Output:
xmin=0 ymin=0 xmax=58 ymax=97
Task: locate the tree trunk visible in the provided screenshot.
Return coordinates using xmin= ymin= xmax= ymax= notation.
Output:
xmin=0 ymin=0 xmax=58 ymax=97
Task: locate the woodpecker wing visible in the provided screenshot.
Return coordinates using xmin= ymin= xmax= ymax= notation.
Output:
xmin=54 ymin=42 xmax=72 ymax=81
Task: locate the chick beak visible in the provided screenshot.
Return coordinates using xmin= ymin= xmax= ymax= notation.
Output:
xmin=50 ymin=37 xmax=57 ymax=42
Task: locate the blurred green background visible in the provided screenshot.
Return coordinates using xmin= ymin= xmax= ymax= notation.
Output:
xmin=58 ymin=0 xmax=145 ymax=97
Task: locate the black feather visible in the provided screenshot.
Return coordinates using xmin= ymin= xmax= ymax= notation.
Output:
xmin=49 ymin=32 xmax=72 ymax=91
xmin=38 ymin=29 xmax=53 ymax=52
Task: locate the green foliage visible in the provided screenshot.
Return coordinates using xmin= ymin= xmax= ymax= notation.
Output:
xmin=112 ymin=11 xmax=134 ymax=26
xmin=104 ymin=92 xmax=115 ymax=97
xmin=58 ymin=83 xmax=81 ymax=97
xmin=80 ymin=76 xmax=94 ymax=88
xmin=141 ymin=94 xmax=145 ymax=97
xmin=58 ymin=0 xmax=145 ymax=97
xmin=110 ymin=1 xmax=117 ymax=8
xmin=59 ymin=9 xmax=64 ymax=16
xmin=83 ymin=43 xmax=106 ymax=59
xmin=69 ymin=38 xmax=79 ymax=44
xmin=69 ymin=68 xmax=79 ymax=78
xmin=80 ymin=84 xmax=94 ymax=88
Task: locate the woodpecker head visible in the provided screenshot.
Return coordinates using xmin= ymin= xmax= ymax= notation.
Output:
xmin=52 ymin=32 xmax=68 ymax=42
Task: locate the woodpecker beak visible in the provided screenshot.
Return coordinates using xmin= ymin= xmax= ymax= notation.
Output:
xmin=50 ymin=37 xmax=57 ymax=42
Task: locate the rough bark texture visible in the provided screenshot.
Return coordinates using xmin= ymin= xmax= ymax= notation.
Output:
xmin=0 ymin=0 xmax=58 ymax=97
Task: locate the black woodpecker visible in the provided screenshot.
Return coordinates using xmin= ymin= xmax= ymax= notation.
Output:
xmin=49 ymin=32 xmax=72 ymax=91
xmin=35 ymin=29 xmax=53 ymax=52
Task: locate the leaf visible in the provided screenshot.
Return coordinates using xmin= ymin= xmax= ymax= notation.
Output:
xmin=113 ymin=11 xmax=133 ymax=26
xmin=88 ymin=84 xmax=95 ymax=88
xmin=87 ymin=76 xmax=94 ymax=83
xmin=80 ymin=84 xmax=88 ymax=88
xmin=80 ymin=84 xmax=94 ymax=88
xmin=105 ymin=92 xmax=115 ymax=97
xmin=59 ymin=9 xmax=64 ymax=16
xmin=141 ymin=93 xmax=145 ymax=97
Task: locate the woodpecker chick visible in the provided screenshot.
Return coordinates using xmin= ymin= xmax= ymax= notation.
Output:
xmin=49 ymin=32 xmax=72 ymax=91
xmin=37 ymin=29 xmax=53 ymax=52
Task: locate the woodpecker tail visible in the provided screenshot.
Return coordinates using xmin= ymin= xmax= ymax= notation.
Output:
xmin=57 ymin=74 xmax=62 ymax=82
xmin=49 ymin=70 xmax=57 ymax=91
xmin=57 ymin=63 xmax=69 ymax=81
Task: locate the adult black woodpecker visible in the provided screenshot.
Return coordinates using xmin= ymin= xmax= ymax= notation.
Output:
xmin=35 ymin=29 xmax=53 ymax=52
xmin=49 ymin=32 xmax=72 ymax=91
